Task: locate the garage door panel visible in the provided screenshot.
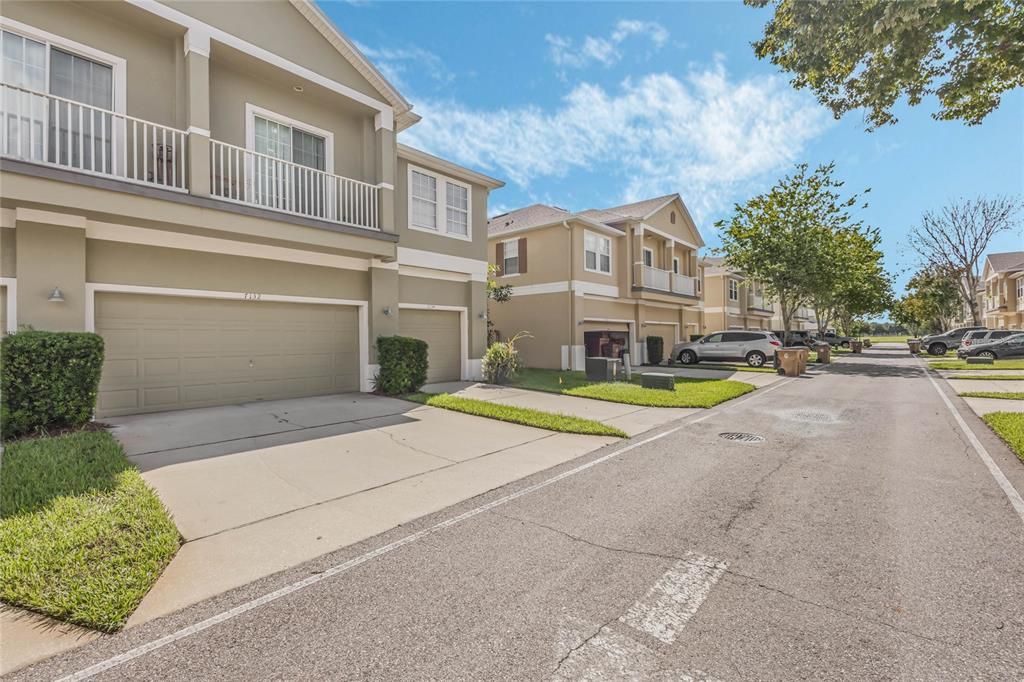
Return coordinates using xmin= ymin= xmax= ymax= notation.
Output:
xmin=96 ymin=293 xmax=361 ymax=417
xmin=399 ymin=309 xmax=461 ymax=383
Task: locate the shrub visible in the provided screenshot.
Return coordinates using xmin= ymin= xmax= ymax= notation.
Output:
xmin=1 ymin=332 xmax=105 ymax=439
xmin=375 ymin=335 xmax=429 ymax=395
xmin=645 ymin=336 xmax=664 ymax=365
xmin=483 ymin=331 xmax=531 ymax=384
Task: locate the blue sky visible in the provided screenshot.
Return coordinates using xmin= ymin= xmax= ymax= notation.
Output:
xmin=321 ymin=1 xmax=1024 ymax=293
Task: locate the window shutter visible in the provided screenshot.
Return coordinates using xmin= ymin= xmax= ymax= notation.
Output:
xmin=518 ymin=238 xmax=528 ymax=273
xmin=495 ymin=241 xmax=505 ymax=273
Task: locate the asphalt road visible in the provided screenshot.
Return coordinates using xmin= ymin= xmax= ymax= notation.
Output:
xmin=12 ymin=348 xmax=1024 ymax=681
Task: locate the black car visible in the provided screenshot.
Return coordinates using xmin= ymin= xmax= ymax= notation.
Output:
xmin=957 ymin=332 xmax=1024 ymax=360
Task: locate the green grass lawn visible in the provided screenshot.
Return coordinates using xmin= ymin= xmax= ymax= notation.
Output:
xmin=866 ymin=335 xmax=913 ymax=344
xmin=509 ymin=368 xmax=755 ymax=408
xmin=929 ymin=359 xmax=1024 ymax=370
xmin=0 ymin=431 xmax=180 ymax=631
xmin=959 ymin=392 xmax=1024 ymax=400
xmin=982 ymin=412 xmax=1024 ymax=462
xmin=405 ymin=393 xmax=626 ymax=437
xmin=947 ymin=375 xmax=1024 ymax=380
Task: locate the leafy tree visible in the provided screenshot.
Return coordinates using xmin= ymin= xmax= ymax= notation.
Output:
xmin=718 ymin=163 xmax=865 ymax=342
xmin=748 ymin=0 xmax=1024 ymax=128
xmin=907 ymin=196 xmax=1022 ymax=325
xmin=832 ymin=229 xmax=893 ymax=335
xmin=892 ymin=267 xmax=962 ymax=334
xmin=486 ymin=264 xmax=513 ymax=344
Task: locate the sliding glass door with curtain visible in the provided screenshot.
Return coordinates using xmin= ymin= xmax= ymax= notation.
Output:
xmin=251 ymin=115 xmax=328 ymax=218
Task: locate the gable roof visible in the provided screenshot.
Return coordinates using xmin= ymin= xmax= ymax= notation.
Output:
xmin=488 ymin=204 xmax=623 ymax=238
xmin=595 ymin=194 xmax=678 ymax=221
xmin=289 ymin=0 xmax=419 ymax=131
xmin=985 ymin=251 xmax=1024 ymax=274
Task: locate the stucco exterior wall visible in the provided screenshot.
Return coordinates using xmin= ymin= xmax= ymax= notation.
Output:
xmin=488 ymin=292 xmax=569 ymax=369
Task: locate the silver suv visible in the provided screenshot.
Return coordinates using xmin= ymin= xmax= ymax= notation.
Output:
xmin=921 ymin=326 xmax=986 ymax=355
xmin=672 ymin=331 xmax=782 ymax=368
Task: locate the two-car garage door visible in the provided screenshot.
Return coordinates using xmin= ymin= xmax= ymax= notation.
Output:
xmin=96 ymin=293 xmax=360 ymax=417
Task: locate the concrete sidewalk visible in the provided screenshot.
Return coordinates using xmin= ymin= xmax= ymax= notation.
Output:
xmin=941 ymin=376 xmax=1024 ymax=417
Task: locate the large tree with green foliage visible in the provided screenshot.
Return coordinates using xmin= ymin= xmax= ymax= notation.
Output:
xmin=717 ymin=163 xmax=863 ymax=341
xmin=748 ymin=0 xmax=1024 ymax=129
xmin=891 ymin=267 xmax=962 ymax=335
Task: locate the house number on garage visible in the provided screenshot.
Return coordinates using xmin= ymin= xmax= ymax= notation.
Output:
xmin=243 ymin=292 xmax=262 ymax=301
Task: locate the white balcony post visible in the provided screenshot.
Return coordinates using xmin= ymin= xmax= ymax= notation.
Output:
xmin=185 ymin=28 xmax=211 ymax=197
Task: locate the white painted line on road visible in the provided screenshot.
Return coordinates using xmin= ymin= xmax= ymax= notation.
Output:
xmin=620 ymin=553 xmax=727 ymax=644
xmin=925 ymin=369 xmax=1024 ymax=525
xmin=54 ymin=377 xmax=794 ymax=681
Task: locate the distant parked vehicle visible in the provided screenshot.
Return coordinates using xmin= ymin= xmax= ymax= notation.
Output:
xmin=818 ymin=331 xmax=853 ymax=348
xmin=672 ymin=331 xmax=782 ymax=368
xmin=961 ymin=329 xmax=1018 ymax=348
xmin=920 ymin=326 xmax=987 ymax=356
xmin=771 ymin=330 xmax=814 ymax=347
xmin=956 ymin=332 xmax=1024 ymax=360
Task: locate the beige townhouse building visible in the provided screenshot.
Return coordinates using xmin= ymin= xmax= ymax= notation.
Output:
xmin=0 ymin=0 xmax=503 ymax=417
xmin=701 ymin=257 xmax=814 ymax=334
xmin=981 ymin=251 xmax=1024 ymax=329
xmin=486 ymin=194 xmax=704 ymax=369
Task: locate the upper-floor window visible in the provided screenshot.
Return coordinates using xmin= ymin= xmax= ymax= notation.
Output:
xmin=408 ymin=165 xmax=472 ymax=240
xmin=1 ymin=25 xmax=124 ymax=169
xmin=1017 ymin=278 xmax=1024 ymax=299
xmin=501 ymin=238 xmax=519 ymax=275
xmin=672 ymin=257 xmax=680 ymax=274
xmin=584 ymin=231 xmax=612 ymax=274
xmin=728 ymin=279 xmax=739 ymax=301
xmin=253 ymin=115 xmax=327 ymax=171
xmin=642 ymin=247 xmax=654 ymax=268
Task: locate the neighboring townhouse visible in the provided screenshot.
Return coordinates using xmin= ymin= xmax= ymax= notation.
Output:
xmin=0 ymin=1 xmax=503 ymax=417
xmin=487 ymin=194 xmax=704 ymax=369
xmin=702 ymin=257 xmax=814 ymax=334
xmin=952 ymin=279 xmax=986 ymax=328
xmin=981 ymin=251 xmax=1024 ymax=329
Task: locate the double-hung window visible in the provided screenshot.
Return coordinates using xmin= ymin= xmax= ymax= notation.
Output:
xmin=728 ymin=279 xmax=739 ymax=302
xmin=1017 ymin=278 xmax=1024 ymax=301
xmin=1 ymin=26 xmax=120 ymax=173
xmin=502 ymin=239 xmax=519 ymax=275
xmin=408 ymin=165 xmax=472 ymax=239
xmin=584 ymin=231 xmax=611 ymax=274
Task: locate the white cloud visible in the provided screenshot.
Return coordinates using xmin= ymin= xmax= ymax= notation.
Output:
xmin=401 ymin=60 xmax=831 ymax=223
xmin=355 ymin=42 xmax=453 ymax=90
xmin=546 ymin=19 xmax=670 ymax=71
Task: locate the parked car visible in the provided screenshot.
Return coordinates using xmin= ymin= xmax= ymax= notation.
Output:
xmin=818 ymin=331 xmax=853 ymax=348
xmin=961 ymin=329 xmax=1018 ymax=349
xmin=920 ymin=326 xmax=987 ymax=356
xmin=672 ymin=331 xmax=782 ymax=368
xmin=772 ymin=330 xmax=815 ymax=347
xmin=956 ymin=332 xmax=1024 ymax=360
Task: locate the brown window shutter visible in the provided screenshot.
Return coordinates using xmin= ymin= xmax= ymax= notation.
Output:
xmin=495 ymin=241 xmax=505 ymax=273
xmin=518 ymin=237 xmax=528 ymax=273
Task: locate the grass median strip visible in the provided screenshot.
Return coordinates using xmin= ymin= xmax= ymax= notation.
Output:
xmin=959 ymin=392 xmax=1024 ymax=400
xmin=929 ymin=359 xmax=1024 ymax=370
xmin=0 ymin=431 xmax=180 ymax=632
xmin=510 ymin=368 xmax=755 ymax=408
xmin=405 ymin=393 xmax=627 ymax=437
xmin=947 ymin=375 xmax=1024 ymax=380
xmin=982 ymin=412 xmax=1024 ymax=463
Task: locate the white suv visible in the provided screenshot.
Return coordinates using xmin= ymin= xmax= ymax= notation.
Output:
xmin=671 ymin=331 xmax=782 ymax=368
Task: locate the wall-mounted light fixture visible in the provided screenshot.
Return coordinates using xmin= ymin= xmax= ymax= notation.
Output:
xmin=478 ymin=311 xmax=487 ymax=320
xmin=47 ymin=287 xmax=65 ymax=303
xmin=382 ymin=306 xmax=393 ymax=317
xmin=293 ymin=85 xmax=304 ymax=93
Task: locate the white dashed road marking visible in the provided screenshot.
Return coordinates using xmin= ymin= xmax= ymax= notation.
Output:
xmin=620 ymin=553 xmax=728 ymax=644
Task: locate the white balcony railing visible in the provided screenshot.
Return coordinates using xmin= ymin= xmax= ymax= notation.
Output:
xmin=210 ymin=139 xmax=379 ymax=230
xmin=748 ymin=293 xmax=768 ymax=310
xmin=0 ymin=84 xmax=187 ymax=191
xmin=637 ymin=264 xmax=670 ymax=291
xmin=671 ymin=273 xmax=699 ymax=296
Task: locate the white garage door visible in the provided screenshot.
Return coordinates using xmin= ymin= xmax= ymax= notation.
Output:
xmin=96 ymin=293 xmax=360 ymax=417
xmin=399 ymin=308 xmax=461 ymax=383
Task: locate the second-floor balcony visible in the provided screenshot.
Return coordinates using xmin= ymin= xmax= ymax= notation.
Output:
xmin=1 ymin=83 xmax=188 ymax=191
xmin=1 ymin=84 xmax=381 ymax=231
xmin=634 ymin=264 xmax=700 ymax=297
xmin=747 ymin=293 xmax=771 ymax=312
xmin=986 ymin=295 xmax=1007 ymax=311
xmin=793 ymin=306 xmax=813 ymax=320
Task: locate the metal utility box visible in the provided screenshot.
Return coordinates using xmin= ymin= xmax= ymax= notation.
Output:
xmin=640 ymin=373 xmax=675 ymax=390
xmin=585 ymin=357 xmax=622 ymax=381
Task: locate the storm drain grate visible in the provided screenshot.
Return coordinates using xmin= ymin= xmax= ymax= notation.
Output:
xmin=718 ymin=432 xmax=765 ymax=443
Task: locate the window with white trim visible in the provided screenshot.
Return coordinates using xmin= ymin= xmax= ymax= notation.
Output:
xmin=1 ymin=28 xmax=116 ymax=168
xmin=1017 ymin=277 xmax=1024 ymax=300
xmin=642 ymin=247 xmax=653 ymax=268
xmin=502 ymin=239 xmax=519 ymax=275
xmin=408 ymin=165 xmax=473 ymax=239
xmin=728 ymin=279 xmax=739 ymax=301
xmin=584 ymin=231 xmax=612 ymax=274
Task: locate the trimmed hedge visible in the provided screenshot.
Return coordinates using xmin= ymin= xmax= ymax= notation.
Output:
xmin=646 ymin=336 xmax=664 ymax=365
xmin=375 ymin=335 xmax=429 ymax=395
xmin=1 ymin=332 xmax=105 ymax=439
